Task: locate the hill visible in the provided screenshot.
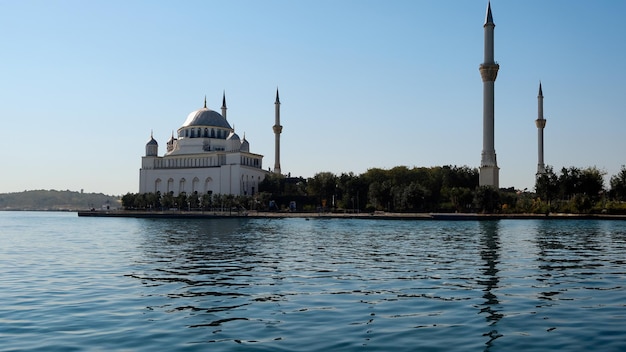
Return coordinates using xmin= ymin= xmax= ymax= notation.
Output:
xmin=0 ymin=190 xmax=121 ymax=211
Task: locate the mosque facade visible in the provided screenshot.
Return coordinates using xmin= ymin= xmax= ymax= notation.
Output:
xmin=139 ymin=94 xmax=270 ymax=196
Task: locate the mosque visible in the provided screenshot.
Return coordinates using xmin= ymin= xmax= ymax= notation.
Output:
xmin=139 ymin=91 xmax=282 ymax=196
xmin=139 ymin=3 xmax=546 ymax=197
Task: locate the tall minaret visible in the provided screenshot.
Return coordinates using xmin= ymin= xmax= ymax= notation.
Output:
xmin=535 ymin=82 xmax=547 ymax=175
xmin=221 ymin=91 xmax=227 ymax=120
xmin=479 ymin=2 xmax=500 ymax=188
xmin=273 ymin=89 xmax=282 ymax=174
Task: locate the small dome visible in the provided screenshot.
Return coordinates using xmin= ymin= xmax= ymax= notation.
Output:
xmin=227 ymin=131 xmax=240 ymax=141
xmin=181 ymin=108 xmax=232 ymax=129
xmin=240 ymin=138 xmax=250 ymax=152
xmin=145 ymin=134 xmax=158 ymax=157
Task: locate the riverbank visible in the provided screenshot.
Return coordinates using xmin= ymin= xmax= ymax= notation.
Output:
xmin=76 ymin=210 xmax=626 ymax=220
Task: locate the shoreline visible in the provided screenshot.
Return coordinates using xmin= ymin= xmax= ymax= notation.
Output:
xmin=76 ymin=210 xmax=626 ymax=221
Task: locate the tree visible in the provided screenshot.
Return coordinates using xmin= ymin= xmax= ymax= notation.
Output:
xmin=133 ymin=193 xmax=147 ymax=209
xmin=200 ymin=192 xmax=212 ymax=210
xmin=144 ymin=192 xmax=160 ymax=210
xmin=121 ymin=193 xmax=136 ymax=209
xmin=368 ymin=180 xmax=393 ymax=211
xmin=307 ymin=172 xmax=338 ymax=207
xmin=283 ymin=177 xmax=307 ymax=196
xmin=224 ymin=194 xmax=235 ymax=211
xmin=336 ymin=172 xmax=367 ymax=211
xmin=399 ymin=182 xmax=427 ymax=211
xmin=259 ymin=173 xmax=284 ymax=195
xmin=212 ymin=193 xmax=224 ymax=211
xmin=558 ymin=166 xmax=581 ymax=199
xmin=443 ymin=186 xmax=473 ymax=212
xmin=473 ymin=186 xmax=500 ymax=213
xmin=535 ymin=166 xmax=558 ymax=205
xmin=162 ymin=192 xmax=174 ymax=209
xmin=579 ymin=167 xmax=605 ymax=201
xmin=442 ymin=165 xmax=479 ymax=189
xmin=255 ymin=192 xmax=272 ymax=211
xmin=610 ymin=165 xmax=626 ymax=201
xmin=188 ymin=191 xmax=200 ymax=209
xmin=175 ymin=192 xmax=187 ymax=210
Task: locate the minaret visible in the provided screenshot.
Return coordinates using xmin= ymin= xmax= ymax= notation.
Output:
xmin=535 ymin=82 xmax=547 ymax=175
xmin=479 ymin=2 xmax=500 ymax=188
xmin=273 ymin=89 xmax=282 ymax=174
xmin=221 ymin=91 xmax=227 ymax=120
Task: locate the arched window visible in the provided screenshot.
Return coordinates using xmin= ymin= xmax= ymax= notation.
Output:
xmin=211 ymin=129 xmax=215 ymax=138
xmin=192 ymin=177 xmax=199 ymax=193
xmin=204 ymin=177 xmax=213 ymax=193
xmin=179 ymin=178 xmax=186 ymax=193
xmin=204 ymin=128 xmax=208 ymax=137
xmin=155 ymin=178 xmax=162 ymax=193
xmin=167 ymin=178 xmax=174 ymax=193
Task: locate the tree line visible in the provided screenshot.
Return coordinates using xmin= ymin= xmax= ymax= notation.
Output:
xmin=121 ymin=191 xmax=255 ymax=213
xmin=120 ymin=165 xmax=626 ymax=214
xmin=0 ymin=190 xmax=120 ymax=211
xmin=533 ymin=165 xmax=626 ymax=213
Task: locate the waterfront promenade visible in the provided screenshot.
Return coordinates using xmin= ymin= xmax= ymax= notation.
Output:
xmin=77 ymin=210 xmax=626 ymax=220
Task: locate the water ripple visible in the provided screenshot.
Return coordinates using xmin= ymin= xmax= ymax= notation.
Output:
xmin=2 ymin=213 xmax=626 ymax=351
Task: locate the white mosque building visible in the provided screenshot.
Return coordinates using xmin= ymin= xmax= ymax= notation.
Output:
xmin=139 ymin=93 xmax=273 ymax=196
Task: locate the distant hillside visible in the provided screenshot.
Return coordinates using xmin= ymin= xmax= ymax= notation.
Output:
xmin=0 ymin=190 xmax=121 ymax=211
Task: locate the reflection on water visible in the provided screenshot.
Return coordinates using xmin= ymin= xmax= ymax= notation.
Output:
xmin=478 ymin=221 xmax=504 ymax=347
xmin=2 ymin=212 xmax=626 ymax=352
xmin=124 ymin=218 xmax=626 ymax=351
xmin=133 ymin=218 xmax=259 ymax=313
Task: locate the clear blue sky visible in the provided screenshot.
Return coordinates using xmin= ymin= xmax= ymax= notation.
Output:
xmin=1 ymin=0 xmax=625 ymax=195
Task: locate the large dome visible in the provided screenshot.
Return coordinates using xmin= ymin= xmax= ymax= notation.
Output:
xmin=181 ymin=108 xmax=232 ymax=129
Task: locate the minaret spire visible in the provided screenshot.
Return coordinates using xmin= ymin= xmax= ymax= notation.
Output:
xmin=204 ymin=95 xmax=207 ymax=109
xmin=485 ymin=1 xmax=493 ymax=25
xmin=536 ymin=82 xmax=547 ymax=175
xmin=221 ymin=91 xmax=227 ymax=120
xmin=273 ymin=88 xmax=282 ymax=174
xmin=479 ymin=1 xmax=500 ymax=188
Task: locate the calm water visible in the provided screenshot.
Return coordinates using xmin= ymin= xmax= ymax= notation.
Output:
xmin=1 ymin=212 xmax=625 ymax=351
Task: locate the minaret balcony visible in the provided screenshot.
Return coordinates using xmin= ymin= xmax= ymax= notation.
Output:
xmin=535 ymin=119 xmax=547 ymax=128
xmin=479 ymin=63 xmax=500 ymax=82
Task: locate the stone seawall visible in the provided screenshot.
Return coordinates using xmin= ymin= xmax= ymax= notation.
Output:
xmin=77 ymin=210 xmax=626 ymax=220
